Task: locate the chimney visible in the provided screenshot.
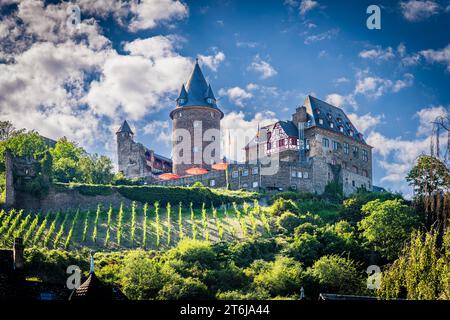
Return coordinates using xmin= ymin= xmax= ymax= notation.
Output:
xmin=13 ymin=237 xmax=25 ymax=271
xmin=292 ymin=106 xmax=307 ymax=125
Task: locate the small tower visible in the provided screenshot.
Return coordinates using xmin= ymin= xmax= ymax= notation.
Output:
xmin=116 ymin=120 xmax=134 ymax=175
xmin=170 ymin=59 xmax=224 ymax=176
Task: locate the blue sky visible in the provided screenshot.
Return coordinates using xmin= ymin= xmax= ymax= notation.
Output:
xmin=0 ymin=0 xmax=449 ymax=196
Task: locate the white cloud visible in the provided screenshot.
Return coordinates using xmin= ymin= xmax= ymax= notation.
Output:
xmin=334 ymin=77 xmax=350 ymax=84
xmin=354 ymin=73 xmax=414 ymax=98
xmin=248 ymin=55 xmax=277 ymax=79
xmin=400 ymin=0 xmax=440 ymax=22
xmin=85 ymin=36 xmax=192 ymax=120
xmin=143 ymin=120 xmax=171 ymax=144
xmin=347 ymin=113 xmax=383 ymax=134
xmin=236 ymin=41 xmax=258 ymax=48
xmin=129 ymin=0 xmax=188 ymax=31
xmin=221 ymin=111 xmax=278 ymax=161
xmin=415 ymin=105 xmax=449 ymax=136
xmin=359 ymin=46 xmax=395 ymax=60
xmin=299 ymin=0 xmax=319 ymax=15
xmin=198 ymin=51 xmax=226 ymax=72
xmin=420 ymin=44 xmax=450 ymax=71
xmin=304 ymin=28 xmax=339 ymax=44
xmin=219 ymin=87 xmax=253 ymax=107
xmin=325 ymin=93 xmax=357 ymax=110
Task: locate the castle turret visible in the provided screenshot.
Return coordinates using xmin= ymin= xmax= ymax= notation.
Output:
xmin=170 ymin=60 xmax=224 ymax=176
xmin=116 ymin=120 xmax=134 ymax=175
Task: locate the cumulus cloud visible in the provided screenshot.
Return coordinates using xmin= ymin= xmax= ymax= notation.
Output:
xmin=143 ymin=120 xmax=171 ymax=144
xmin=129 ymin=0 xmax=188 ymax=31
xmin=359 ymin=46 xmax=395 ymax=60
xmin=221 ymin=111 xmax=278 ymax=161
xmin=420 ymin=44 xmax=450 ymax=71
xmin=400 ymin=0 xmax=440 ymax=22
xmin=354 ymin=73 xmax=414 ymax=98
xmin=85 ymin=36 xmax=192 ymax=120
xmin=299 ymin=0 xmax=319 ymax=15
xmin=198 ymin=51 xmax=226 ymax=72
xmin=325 ymin=93 xmax=357 ymax=110
xmin=219 ymin=87 xmax=253 ymax=107
xmin=347 ymin=113 xmax=383 ymax=134
xmin=248 ymin=55 xmax=277 ymax=79
xmin=415 ymin=105 xmax=449 ymax=136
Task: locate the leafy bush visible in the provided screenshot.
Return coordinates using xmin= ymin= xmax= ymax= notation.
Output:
xmin=54 ymin=183 xmax=258 ymax=208
xmin=277 ymin=211 xmax=302 ymax=233
xmin=230 ymin=238 xmax=279 ymax=268
xmin=304 ymin=255 xmax=365 ymax=298
xmin=158 ymin=276 xmax=212 ymax=300
xmin=286 ymin=233 xmax=322 ymax=266
xmin=251 ymin=256 xmax=304 ymax=297
xmin=268 ymin=198 xmax=300 ymax=216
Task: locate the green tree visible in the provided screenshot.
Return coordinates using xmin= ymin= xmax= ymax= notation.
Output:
xmin=407 ymin=155 xmax=450 ymax=197
xmin=305 ymin=255 xmax=365 ymax=298
xmin=50 ymin=137 xmax=84 ymax=182
xmin=379 ymin=228 xmax=450 ymax=300
xmin=358 ymin=199 xmax=421 ymax=260
xmin=0 ymin=131 xmax=47 ymax=170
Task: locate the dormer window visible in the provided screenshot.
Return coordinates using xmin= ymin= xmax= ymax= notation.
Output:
xmin=207 ymin=98 xmax=214 ymax=104
xmin=339 ymin=126 xmax=344 ymax=133
xmin=318 ymin=119 xmax=324 ymax=125
xmin=330 ymin=122 xmax=334 ymax=128
xmin=317 ymin=109 xmax=321 ymax=114
xmin=178 ymin=98 xmax=185 ymax=105
xmin=349 ymin=130 xmax=354 ymax=137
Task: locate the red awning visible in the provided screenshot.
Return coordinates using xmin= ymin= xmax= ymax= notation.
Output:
xmin=158 ymin=173 xmax=181 ymax=180
xmin=186 ymin=167 xmax=209 ymax=175
xmin=211 ymin=163 xmax=228 ymax=171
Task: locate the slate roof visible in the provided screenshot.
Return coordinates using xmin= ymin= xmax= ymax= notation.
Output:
xmin=303 ymin=95 xmax=367 ymax=144
xmin=116 ymin=120 xmax=134 ymax=135
xmin=69 ymin=272 xmax=126 ymax=300
xmin=174 ymin=60 xmax=223 ymax=116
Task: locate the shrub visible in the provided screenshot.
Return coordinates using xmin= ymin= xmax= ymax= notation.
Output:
xmin=157 ymin=276 xmax=212 ymax=300
xmin=304 ymin=255 xmax=365 ymax=298
xmin=268 ymin=198 xmax=299 ymax=216
xmin=252 ymin=256 xmax=304 ymax=297
xmin=277 ymin=211 xmax=302 ymax=234
xmin=287 ymin=233 xmax=322 ymax=266
xmin=230 ymin=238 xmax=279 ymax=268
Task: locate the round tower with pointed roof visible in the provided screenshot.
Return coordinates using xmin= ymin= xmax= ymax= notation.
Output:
xmin=170 ymin=60 xmax=224 ymax=176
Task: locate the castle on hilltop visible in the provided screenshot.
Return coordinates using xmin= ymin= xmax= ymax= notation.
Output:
xmin=116 ymin=60 xmax=372 ymax=196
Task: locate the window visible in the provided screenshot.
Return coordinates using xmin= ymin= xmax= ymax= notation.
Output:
xmin=178 ymin=99 xmax=185 ymax=105
xmin=349 ymin=129 xmax=354 ymax=137
xmin=279 ymin=139 xmax=285 ymax=147
xmin=329 ymin=122 xmax=334 ymax=128
xmin=242 ymin=169 xmax=249 ymax=176
xmin=332 ymin=141 xmax=340 ymax=150
xmin=252 ymin=181 xmax=259 ymax=188
xmin=210 ymin=111 xmax=215 ymax=118
xmin=297 ymin=171 xmax=303 ymax=178
xmin=207 ymin=99 xmax=214 ymax=104
xmin=352 ymin=165 xmax=358 ymax=174
xmin=352 ymin=180 xmax=355 ymax=187
xmin=343 ymin=142 xmax=349 ymax=154
xmin=362 ymin=169 xmax=368 ymax=177
xmin=211 ymin=136 xmax=215 ymax=141
xmin=242 ymin=183 xmax=248 ymax=188
xmin=322 ymin=138 xmax=329 ymax=148
xmin=177 ymin=136 xmax=183 ymax=142
xmin=252 ymin=167 xmax=258 ymax=175
xmin=179 ymin=149 xmax=183 ymax=157
xmin=317 ymin=108 xmax=321 ymax=114
xmin=343 ymin=161 xmax=348 ymax=169
xmin=209 ymin=179 xmax=216 ymax=187
xmin=339 ymin=126 xmax=344 ymax=133
xmin=352 ymin=146 xmax=359 ymax=158
xmin=232 ymin=171 xmax=238 ymax=178
xmin=319 ymin=118 xmax=324 ymax=125
xmin=193 ymin=121 xmax=200 ymax=128
xmin=362 ymin=149 xmax=368 ymax=162
xmin=304 ymin=172 xmax=309 ymax=179
xmin=291 ymin=138 xmax=297 ymax=145
xmin=291 ymin=184 xmax=297 ymax=190
xmin=178 ymin=111 xmax=182 ymax=118
xmin=331 ymin=159 xmax=336 ymax=165
xmin=291 ymin=171 xmax=296 ymax=178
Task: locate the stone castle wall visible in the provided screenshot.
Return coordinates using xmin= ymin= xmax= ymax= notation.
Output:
xmin=171 ymin=106 xmax=222 ymax=176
